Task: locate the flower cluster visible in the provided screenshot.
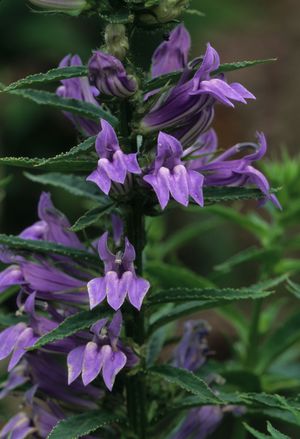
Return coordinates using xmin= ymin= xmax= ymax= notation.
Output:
xmin=0 ymin=195 xmax=143 ymax=437
xmin=55 ymin=24 xmax=278 ymax=210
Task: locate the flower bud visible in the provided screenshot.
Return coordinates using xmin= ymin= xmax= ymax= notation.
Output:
xmin=29 ymin=0 xmax=87 ymax=15
xmin=104 ymin=24 xmax=129 ymax=60
xmin=88 ymin=51 xmax=138 ymax=98
xmin=139 ymin=0 xmax=189 ymax=24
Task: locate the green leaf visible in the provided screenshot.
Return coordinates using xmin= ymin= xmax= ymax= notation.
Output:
xmin=0 ymin=156 xmax=95 ymax=172
xmin=38 ymin=135 xmax=96 ymax=164
xmin=286 ymin=278 xmax=300 ymax=299
xmin=243 ymin=423 xmax=270 ymax=439
xmin=243 ymin=422 xmax=291 ymax=439
xmin=203 ymin=187 xmax=271 ymax=204
xmin=24 ymin=172 xmax=101 ymax=201
xmin=4 ymin=66 xmax=88 ymax=91
xmin=213 ymin=58 xmax=277 ymax=75
xmin=144 ymin=59 xmax=276 ymax=92
xmin=7 ymin=89 xmax=118 ymax=126
xmin=148 ymin=286 xmax=274 ymax=305
xmin=257 ymin=312 xmax=300 ymax=373
xmin=148 ymin=277 xmax=284 ymax=334
xmin=0 ymin=312 xmax=26 ymax=327
xmin=149 ymin=365 xmax=220 ymax=403
xmin=146 ymin=261 xmax=214 ymax=289
xmin=267 ymin=421 xmax=291 ymax=439
xmin=148 ymin=301 xmax=220 ymax=335
xmin=214 ymin=246 xmax=273 ymax=273
xmin=48 ymin=410 xmax=120 ymax=439
xmin=70 ymin=203 xmax=115 ymax=232
xmin=31 ymin=308 xmax=110 ymax=350
xmin=0 ymin=234 xmax=98 ymax=264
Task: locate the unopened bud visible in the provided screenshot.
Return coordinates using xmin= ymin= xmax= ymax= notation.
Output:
xmin=104 ymin=24 xmax=129 ymax=60
xmin=139 ymin=0 xmax=189 ymax=24
xmin=29 ymin=0 xmax=87 ymax=16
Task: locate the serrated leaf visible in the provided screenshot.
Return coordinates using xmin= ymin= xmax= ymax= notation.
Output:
xmin=214 ymin=58 xmax=277 ymax=75
xmin=144 ymin=59 xmax=276 ymax=93
xmin=149 ymin=365 xmax=220 ymax=403
xmin=257 ymin=313 xmax=300 ymax=373
xmin=148 ymin=286 xmax=274 ymax=305
xmin=0 ymin=156 xmax=95 ymax=172
xmin=7 ymin=89 xmax=118 ymax=127
xmin=267 ymin=421 xmax=290 ymax=439
xmin=24 ymin=172 xmax=101 ymax=201
xmin=146 ymin=261 xmax=214 ymax=289
xmin=4 ymin=66 xmax=88 ymax=91
xmin=203 ymin=187 xmax=271 ymax=204
xmin=38 ymin=135 xmax=96 ymax=164
xmin=48 ymin=410 xmax=120 ymax=439
xmin=0 ymin=234 xmax=98 ymax=264
xmin=71 ymin=203 xmax=115 ymax=232
xmin=31 ymin=308 xmax=110 ymax=350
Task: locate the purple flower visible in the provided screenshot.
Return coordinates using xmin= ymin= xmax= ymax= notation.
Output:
xmin=187 ymin=131 xmax=281 ymax=208
xmin=86 ymin=119 xmax=141 ymax=195
xmin=143 ymin=132 xmax=204 ymax=209
xmin=172 ymin=406 xmax=223 ymax=439
xmin=0 ymin=412 xmax=35 ymax=439
xmin=0 ymin=294 xmax=58 ymax=371
xmin=142 ymin=42 xmax=254 ymax=148
xmin=88 ymin=51 xmax=137 ymax=98
xmin=67 ymin=311 xmax=132 ymax=390
xmin=151 ymin=24 xmax=191 ymax=78
xmin=173 ymin=320 xmax=210 ymax=371
xmin=87 ymin=232 xmax=150 ymax=311
xmin=56 ymin=54 xmax=100 ymax=136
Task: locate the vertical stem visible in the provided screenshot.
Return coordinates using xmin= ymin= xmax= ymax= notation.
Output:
xmin=125 ymin=204 xmax=147 ymax=438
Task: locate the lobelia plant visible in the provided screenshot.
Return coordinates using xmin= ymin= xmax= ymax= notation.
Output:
xmin=0 ymin=1 xmax=298 ymax=438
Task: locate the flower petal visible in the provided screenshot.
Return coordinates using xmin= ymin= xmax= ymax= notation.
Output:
xmin=67 ymin=345 xmax=85 ymax=385
xmin=101 ymin=345 xmax=127 ymax=391
xmin=82 ymin=342 xmax=103 ymax=386
xmin=87 ymin=277 xmax=106 ymax=309
xmin=127 ymin=276 xmax=150 ymax=311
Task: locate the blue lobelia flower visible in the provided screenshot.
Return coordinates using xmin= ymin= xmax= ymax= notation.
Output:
xmin=87 ymin=232 xmax=150 ymax=311
xmin=143 ymin=131 xmax=204 ymax=209
xmin=86 ymin=119 xmax=141 ymax=195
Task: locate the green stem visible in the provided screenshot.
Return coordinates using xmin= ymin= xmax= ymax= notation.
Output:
xmin=125 ymin=205 xmax=147 ymax=438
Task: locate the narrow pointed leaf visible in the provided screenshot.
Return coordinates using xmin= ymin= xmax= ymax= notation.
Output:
xmin=31 ymin=308 xmax=110 ymax=350
xmin=70 ymin=203 xmax=115 ymax=232
xmin=0 ymin=234 xmax=98 ymax=263
xmin=148 ymin=286 xmax=274 ymax=305
xmin=38 ymin=135 xmax=96 ymax=164
xmin=24 ymin=172 xmax=102 ymax=201
xmin=145 ymin=59 xmax=276 ymax=92
xmin=4 ymin=66 xmax=88 ymax=91
xmin=7 ymin=89 xmax=118 ymax=126
xmin=0 ymin=156 xmax=95 ymax=172
xmin=149 ymin=365 xmax=221 ymax=403
xmin=48 ymin=411 xmax=120 ymax=439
